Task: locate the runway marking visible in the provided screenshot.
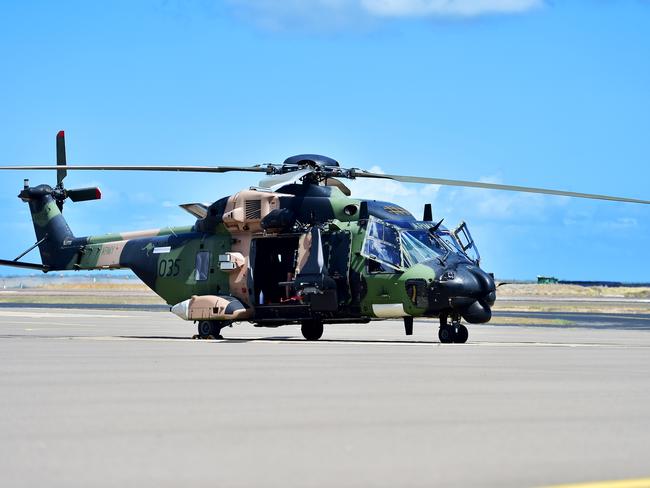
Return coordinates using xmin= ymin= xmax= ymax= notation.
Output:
xmin=542 ymin=477 xmax=650 ymax=488
xmin=3 ymin=320 xmax=80 ymax=327
xmin=65 ymin=336 xmax=650 ymax=348
xmin=495 ymin=313 xmax=650 ymax=322
xmin=0 ymin=310 xmax=140 ymax=319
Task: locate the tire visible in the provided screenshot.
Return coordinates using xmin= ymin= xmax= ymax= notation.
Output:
xmin=301 ymin=320 xmax=324 ymax=341
xmin=197 ymin=320 xmax=221 ymax=338
xmin=438 ymin=325 xmax=454 ymax=344
xmin=453 ymin=324 xmax=469 ymax=344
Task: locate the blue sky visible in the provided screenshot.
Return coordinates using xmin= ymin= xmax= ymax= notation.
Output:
xmin=0 ymin=0 xmax=648 ymax=281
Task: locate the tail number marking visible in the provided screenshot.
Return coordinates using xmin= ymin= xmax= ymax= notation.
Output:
xmin=158 ymin=258 xmax=181 ymax=277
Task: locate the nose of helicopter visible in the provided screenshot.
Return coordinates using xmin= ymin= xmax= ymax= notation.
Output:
xmin=436 ymin=265 xmax=496 ymax=323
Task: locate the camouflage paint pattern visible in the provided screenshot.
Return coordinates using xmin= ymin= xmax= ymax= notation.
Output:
xmin=19 ymin=167 xmax=495 ymax=327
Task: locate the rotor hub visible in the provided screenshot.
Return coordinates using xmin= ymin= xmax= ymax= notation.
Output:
xmin=262 ymin=154 xmax=358 ymax=183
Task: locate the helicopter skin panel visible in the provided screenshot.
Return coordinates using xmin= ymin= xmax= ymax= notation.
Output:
xmin=83 ymin=226 xmax=195 ymax=245
xmin=364 ymin=201 xmax=415 ymax=222
xmin=124 ymin=233 xmax=232 ymax=305
xmin=58 ymin=226 xmax=234 ymax=306
xmin=372 ymin=303 xmax=408 ymax=318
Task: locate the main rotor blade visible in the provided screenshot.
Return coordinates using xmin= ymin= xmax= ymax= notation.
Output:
xmin=0 ymin=164 xmax=271 ymax=174
xmin=356 ymin=172 xmax=650 ymax=205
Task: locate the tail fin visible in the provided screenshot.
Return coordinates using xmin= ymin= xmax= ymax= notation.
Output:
xmin=19 ymin=183 xmax=76 ymax=270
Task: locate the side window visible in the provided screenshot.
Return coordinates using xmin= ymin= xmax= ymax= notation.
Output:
xmin=195 ymin=251 xmax=211 ymax=281
xmin=361 ymin=217 xmax=402 ymax=272
xmin=453 ymin=222 xmax=480 ymax=264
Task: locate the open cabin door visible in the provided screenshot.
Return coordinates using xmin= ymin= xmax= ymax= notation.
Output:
xmin=321 ymin=230 xmax=352 ymax=305
xmin=251 ymin=235 xmax=300 ymax=305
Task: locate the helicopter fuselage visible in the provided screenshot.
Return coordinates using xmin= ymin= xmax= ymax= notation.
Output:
xmin=23 ymin=180 xmax=496 ymax=330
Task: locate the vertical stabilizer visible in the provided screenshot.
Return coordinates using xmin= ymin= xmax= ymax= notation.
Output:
xmin=19 ymin=183 xmax=76 ymax=270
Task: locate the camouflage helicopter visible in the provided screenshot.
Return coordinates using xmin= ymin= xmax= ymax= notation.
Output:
xmin=1 ymin=132 xmax=648 ymax=343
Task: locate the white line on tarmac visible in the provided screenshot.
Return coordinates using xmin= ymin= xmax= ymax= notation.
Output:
xmin=0 ymin=311 xmax=141 ymax=319
xmin=68 ymin=335 xmax=650 ymax=349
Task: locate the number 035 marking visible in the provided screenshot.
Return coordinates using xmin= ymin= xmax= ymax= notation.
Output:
xmin=158 ymin=258 xmax=180 ymax=277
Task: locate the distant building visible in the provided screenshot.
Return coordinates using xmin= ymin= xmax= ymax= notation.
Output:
xmin=537 ymin=275 xmax=559 ymax=284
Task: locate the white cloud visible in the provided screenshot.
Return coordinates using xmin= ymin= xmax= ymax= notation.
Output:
xmin=563 ymin=213 xmax=639 ymax=232
xmin=226 ymin=0 xmax=544 ymax=29
xmin=361 ymin=0 xmax=543 ymax=17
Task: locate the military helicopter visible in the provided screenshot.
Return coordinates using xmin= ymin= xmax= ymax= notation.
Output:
xmin=1 ymin=132 xmax=648 ymax=343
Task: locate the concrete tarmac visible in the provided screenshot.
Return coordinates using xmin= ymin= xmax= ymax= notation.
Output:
xmin=1 ymin=309 xmax=650 ymax=488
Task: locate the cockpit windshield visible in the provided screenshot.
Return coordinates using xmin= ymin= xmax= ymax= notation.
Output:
xmin=400 ymin=229 xmax=449 ymax=268
xmin=361 ymin=217 xmax=474 ymax=271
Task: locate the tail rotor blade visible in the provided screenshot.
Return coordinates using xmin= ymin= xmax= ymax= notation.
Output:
xmin=67 ymin=187 xmax=102 ymax=202
xmin=56 ymin=130 xmax=67 ymax=186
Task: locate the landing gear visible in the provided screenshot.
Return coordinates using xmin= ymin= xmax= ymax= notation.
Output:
xmin=197 ymin=320 xmax=224 ymax=339
xmin=438 ymin=324 xmax=454 ymax=343
xmin=439 ymin=314 xmax=469 ymax=344
xmin=454 ymin=323 xmax=469 ymax=343
xmin=301 ymin=320 xmax=324 ymax=341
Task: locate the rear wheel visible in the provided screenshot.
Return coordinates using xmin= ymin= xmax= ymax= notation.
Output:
xmin=301 ymin=320 xmax=324 ymax=341
xmin=197 ymin=320 xmax=222 ymax=339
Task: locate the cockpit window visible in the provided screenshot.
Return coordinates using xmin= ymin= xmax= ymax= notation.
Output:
xmin=362 ymin=219 xmax=402 ymax=271
xmin=367 ymin=219 xmax=399 ymax=245
xmin=361 ymin=217 xmax=477 ymax=270
xmin=400 ymin=229 xmax=449 ymax=268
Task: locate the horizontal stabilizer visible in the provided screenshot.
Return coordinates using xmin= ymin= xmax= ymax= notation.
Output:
xmin=179 ymin=203 xmax=209 ymax=219
xmin=0 ymin=259 xmax=50 ymax=271
xmin=67 ymin=187 xmax=102 ymax=202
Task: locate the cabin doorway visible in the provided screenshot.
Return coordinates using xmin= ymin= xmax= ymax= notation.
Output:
xmin=252 ymin=236 xmax=300 ymax=305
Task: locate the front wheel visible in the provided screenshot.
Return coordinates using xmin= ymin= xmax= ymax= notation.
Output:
xmin=301 ymin=320 xmax=324 ymax=341
xmin=438 ymin=325 xmax=454 ymax=343
xmin=439 ymin=314 xmax=468 ymax=344
xmin=453 ymin=324 xmax=469 ymax=343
